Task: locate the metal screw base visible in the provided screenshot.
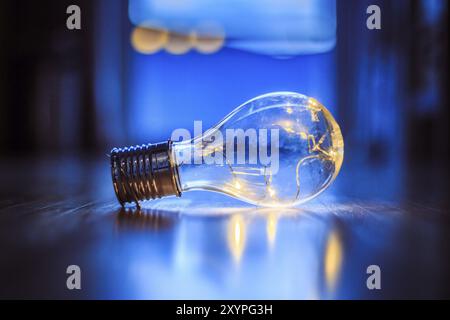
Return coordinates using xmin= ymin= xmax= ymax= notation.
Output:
xmin=110 ymin=141 xmax=181 ymax=207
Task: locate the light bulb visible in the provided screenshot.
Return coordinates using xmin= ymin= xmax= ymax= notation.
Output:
xmin=110 ymin=92 xmax=344 ymax=208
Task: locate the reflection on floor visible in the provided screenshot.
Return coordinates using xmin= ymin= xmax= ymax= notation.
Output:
xmin=0 ymin=158 xmax=448 ymax=299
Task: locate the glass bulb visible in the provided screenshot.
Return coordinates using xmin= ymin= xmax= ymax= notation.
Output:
xmin=110 ymin=92 xmax=344 ymax=208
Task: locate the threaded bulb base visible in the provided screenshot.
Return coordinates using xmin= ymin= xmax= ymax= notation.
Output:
xmin=110 ymin=141 xmax=181 ymax=207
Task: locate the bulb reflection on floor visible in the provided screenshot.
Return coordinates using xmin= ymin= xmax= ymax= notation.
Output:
xmin=110 ymin=198 xmax=347 ymax=299
xmin=100 ymin=185 xmax=446 ymax=300
xmin=323 ymin=229 xmax=343 ymax=296
xmin=228 ymin=215 xmax=246 ymax=263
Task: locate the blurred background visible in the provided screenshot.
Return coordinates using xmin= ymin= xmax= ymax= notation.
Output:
xmin=0 ymin=0 xmax=449 ymax=299
xmin=0 ymin=0 xmax=448 ymax=203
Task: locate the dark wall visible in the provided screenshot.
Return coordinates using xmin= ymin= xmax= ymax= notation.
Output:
xmin=0 ymin=0 xmax=448 ymax=170
xmin=0 ymin=0 xmax=96 ymax=155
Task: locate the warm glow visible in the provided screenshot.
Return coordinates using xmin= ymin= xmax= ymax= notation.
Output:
xmin=227 ymin=215 xmax=246 ymax=263
xmin=195 ymin=35 xmax=224 ymax=54
xmin=165 ymin=31 xmax=195 ymax=55
xmin=266 ymin=213 xmax=278 ymax=247
xmin=299 ymin=131 xmax=308 ymax=139
xmin=307 ymin=98 xmax=322 ymax=122
xmin=268 ymin=187 xmax=276 ymax=197
xmin=277 ymin=120 xmax=296 ymax=134
xmin=324 ymin=230 xmax=343 ymax=292
xmin=194 ymin=21 xmax=225 ymax=54
xmin=131 ymin=26 xmax=168 ymax=54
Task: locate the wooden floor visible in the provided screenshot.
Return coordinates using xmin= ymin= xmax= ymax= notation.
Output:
xmin=0 ymin=157 xmax=449 ymax=299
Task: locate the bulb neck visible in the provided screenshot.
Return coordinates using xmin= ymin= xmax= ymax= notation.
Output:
xmin=110 ymin=141 xmax=181 ymax=207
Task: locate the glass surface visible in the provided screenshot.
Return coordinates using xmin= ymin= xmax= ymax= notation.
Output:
xmin=173 ymin=92 xmax=344 ymax=207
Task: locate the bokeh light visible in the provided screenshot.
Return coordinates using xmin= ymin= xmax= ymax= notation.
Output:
xmin=165 ymin=31 xmax=196 ymax=55
xmin=131 ymin=26 xmax=169 ymax=54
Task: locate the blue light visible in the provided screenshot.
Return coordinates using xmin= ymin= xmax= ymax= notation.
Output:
xmin=126 ymin=48 xmax=336 ymax=142
xmin=128 ymin=0 xmax=336 ymax=56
